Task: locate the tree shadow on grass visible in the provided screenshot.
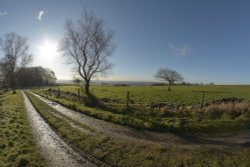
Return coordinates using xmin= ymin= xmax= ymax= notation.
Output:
xmin=0 ymin=94 xmax=5 ymax=106
xmin=241 ymin=142 xmax=250 ymax=147
xmin=176 ymin=129 xmax=250 ymax=149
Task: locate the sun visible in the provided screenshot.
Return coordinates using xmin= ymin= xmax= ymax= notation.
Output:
xmin=33 ymin=39 xmax=61 ymax=72
xmin=38 ymin=39 xmax=58 ymax=61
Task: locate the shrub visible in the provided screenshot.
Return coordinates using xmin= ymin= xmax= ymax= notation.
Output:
xmin=205 ymin=101 xmax=250 ymax=119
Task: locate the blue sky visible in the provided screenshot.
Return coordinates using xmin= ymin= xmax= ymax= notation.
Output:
xmin=1 ymin=0 xmax=250 ymax=84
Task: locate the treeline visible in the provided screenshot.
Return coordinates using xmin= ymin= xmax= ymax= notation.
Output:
xmin=0 ymin=66 xmax=56 ymax=89
xmin=0 ymin=33 xmax=57 ymax=92
xmin=18 ymin=66 xmax=56 ymax=87
xmin=151 ymin=82 xmax=215 ymax=86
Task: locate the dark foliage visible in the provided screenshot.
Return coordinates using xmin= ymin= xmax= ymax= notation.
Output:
xmin=18 ymin=66 xmax=56 ymax=87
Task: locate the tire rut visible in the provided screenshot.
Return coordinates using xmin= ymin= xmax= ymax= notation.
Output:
xmin=22 ymin=91 xmax=98 ymax=167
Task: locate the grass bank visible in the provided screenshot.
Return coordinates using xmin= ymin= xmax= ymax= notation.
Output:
xmin=0 ymin=91 xmax=46 ymax=167
xmin=26 ymin=91 xmax=250 ymax=166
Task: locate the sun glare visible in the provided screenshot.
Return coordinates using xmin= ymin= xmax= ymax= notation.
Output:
xmin=38 ymin=39 xmax=58 ymax=60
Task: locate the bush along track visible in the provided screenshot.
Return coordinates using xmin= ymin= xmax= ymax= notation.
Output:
xmin=0 ymin=91 xmax=46 ymax=167
xmin=35 ymin=90 xmax=250 ymax=134
xmin=25 ymin=91 xmax=250 ymax=166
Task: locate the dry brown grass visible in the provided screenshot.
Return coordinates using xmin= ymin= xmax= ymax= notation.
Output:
xmin=205 ymin=101 xmax=250 ymax=119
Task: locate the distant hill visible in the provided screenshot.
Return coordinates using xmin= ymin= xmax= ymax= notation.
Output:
xmin=57 ymin=79 xmax=156 ymax=86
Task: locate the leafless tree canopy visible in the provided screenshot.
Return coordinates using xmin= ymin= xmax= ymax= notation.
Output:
xmin=60 ymin=11 xmax=114 ymax=96
xmin=0 ymin=33 xmax=33 ymax=93
xmin=155 ymin=68 xmax=183 ymax=91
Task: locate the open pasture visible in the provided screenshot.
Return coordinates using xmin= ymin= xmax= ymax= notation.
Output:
xmin=55 ymin=85 xmax=250 ymax=106
xmin=35 ymin=84 xmax=250 ymax=134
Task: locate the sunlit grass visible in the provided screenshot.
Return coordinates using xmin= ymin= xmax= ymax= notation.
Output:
xmin=35 ymin=85 xmax=250 ymax=134
xmin=0 ymin=91 xmax=46 ymax=167
xmin=55 ymin=85 xmax=250 ymax=106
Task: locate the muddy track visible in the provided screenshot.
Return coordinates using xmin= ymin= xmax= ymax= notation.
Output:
xmin=22 ymin=91 xmax=98 ymax=167
xmin=31 ymin=91 xmax=250 ymax=149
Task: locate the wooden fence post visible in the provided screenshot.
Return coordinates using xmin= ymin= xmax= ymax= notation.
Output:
xmin=77 ymin=88 xmax=80 ymax=101
xmin=57 ymin=88 xmax=60 ymax=98
xmin=126 ymin=91 xmax=130 ymax=109
xmin=200 ymin=92 xmax=204 ymax=110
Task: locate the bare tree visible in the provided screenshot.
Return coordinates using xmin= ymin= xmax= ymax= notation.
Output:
xmin=0 ymin=61 xmax=9 ymax=89
xmin=73 ymin=76 xmax=82 ymax=85
xmin=60 ymin=11 xmax=114 ymax=100
xmin=155 ymin=68 xmax=183 ymax=91
xmin=0 ymin=33 xmax=33 ymax=93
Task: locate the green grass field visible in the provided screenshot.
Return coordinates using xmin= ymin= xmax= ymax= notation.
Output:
xmin=0 ymin=91 xmax=46 ymax=167
xmin=35 ymin=85 xmax=250 ymax=134
xmin=54 ymin=85 xmax=250 ymax=106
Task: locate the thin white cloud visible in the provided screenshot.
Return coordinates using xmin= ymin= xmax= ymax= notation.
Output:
xmin=38 ymin=11 xmax=44 ymax=21
xmin=168 ymin=43 xmax=191 ymax=57
xmin=0 ymin=11 xmax=7 ymax=16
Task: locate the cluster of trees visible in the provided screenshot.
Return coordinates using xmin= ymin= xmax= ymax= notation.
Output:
xmin=18 ymin=66 xmax=56 ymax=87
xmin=0 ymin=33 xmax=33 ymax=93
xmin=0 ymin=33 xmax=56 ymax=92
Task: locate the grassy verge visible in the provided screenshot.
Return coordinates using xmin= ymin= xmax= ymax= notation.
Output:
xmin=35 ymin=90 xmax=250 ymax=134
xmin=0 ymin=91 xmax=46 ymax=167
xmin=26 ymin=91 xmax=250 ymax=166
xmin=36 ymin=91 xmax=163 ymax=130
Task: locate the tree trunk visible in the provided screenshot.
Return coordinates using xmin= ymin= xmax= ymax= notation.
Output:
xmin=11 ymin=75 xmax=17 ymax=94
xmin=10 ymin=69 xmax=17 ymax=94
xmin=12 ymin=88 xmax=16 ymax=94
xmin=168 ymin=82 xmax=171 ymax=91
xmin=84 ymin=79 xmax=91 ymax=97
xmin=12 ymin=80 xmax=17 ymax=94
xmin=83 ymin=79 xmax=98 ymax=106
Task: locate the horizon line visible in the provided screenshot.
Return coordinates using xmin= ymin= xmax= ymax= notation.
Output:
xmin=56 ymin=79 xmax=250 ymax=85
